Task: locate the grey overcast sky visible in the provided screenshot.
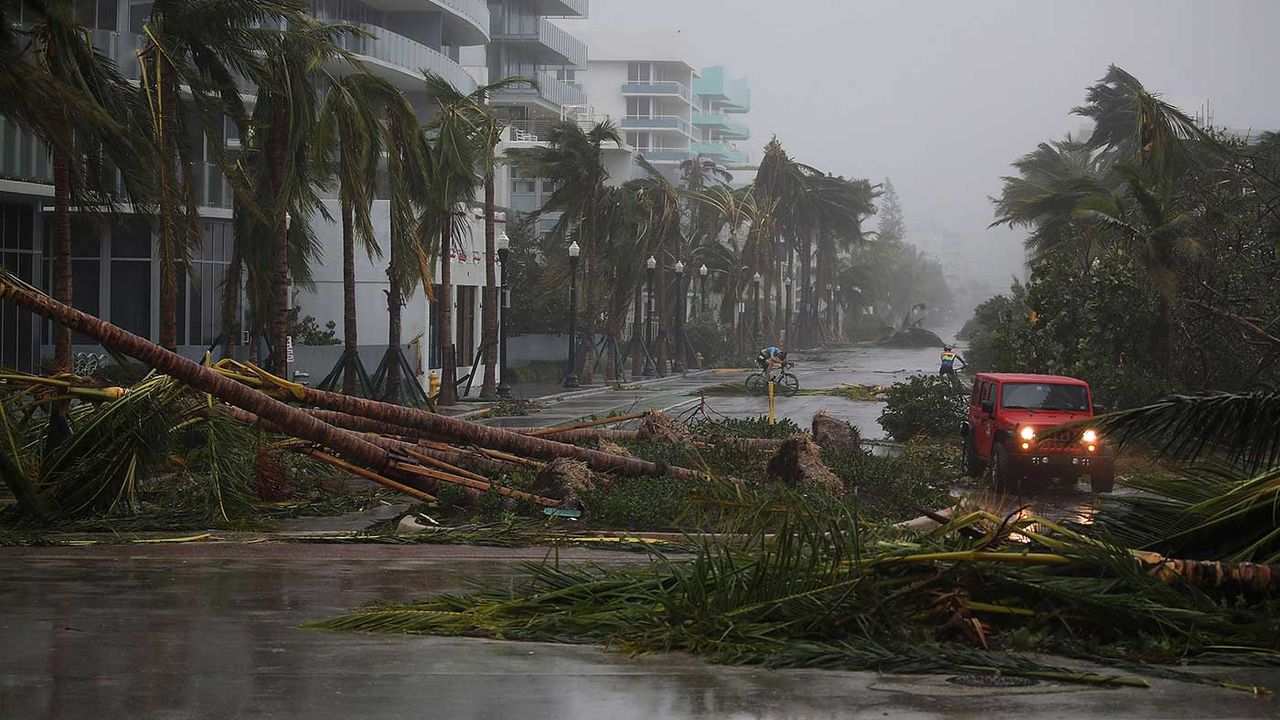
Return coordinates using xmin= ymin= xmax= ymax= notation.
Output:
xmin=587 ymin=0 xmax=1280 ymax=286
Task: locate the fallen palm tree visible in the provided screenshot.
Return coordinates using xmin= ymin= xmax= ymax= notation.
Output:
xmin=313 ymin=482 xmax=1280 ymax=692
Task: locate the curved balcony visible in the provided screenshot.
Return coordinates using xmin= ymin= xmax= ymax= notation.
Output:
xmin=432 ymin=0 xmax=491 ymax=45
xmin=639 ymin=148 xmax=693 ymax=164
xmin=621 ymin=115 xmax=692 ymax=138
xmin=621 ymin=81 xmax=693 ymax=105
xmin=491 ymin=18 xmax=586 ymax=68
xmin=344 ymin=24 xmax=477 ymax=93
xmin=493 ymin=70 xmax=584 ymax=115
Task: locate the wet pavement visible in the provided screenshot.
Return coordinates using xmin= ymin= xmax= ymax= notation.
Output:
xmin=10 ymin=331 xmax=1274 ymax=718
xmin=2 ymin=545 xmax=1276 ymax=720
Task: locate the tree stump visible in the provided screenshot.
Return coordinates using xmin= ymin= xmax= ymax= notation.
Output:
xmin=532 ymin=457 xmax=598 ymax=509
xmin=766 ymin=434 xmax=845 ymax=494
xmin=812 ymin=411 xmax=862 ymax=454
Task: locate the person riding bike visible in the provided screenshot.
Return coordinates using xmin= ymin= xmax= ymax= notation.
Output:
xmin=756 ymin=346 xmax=787 ymax=377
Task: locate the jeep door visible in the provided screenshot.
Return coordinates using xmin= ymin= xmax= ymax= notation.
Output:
xmin=974 ymin=380 xmax=997 ymax=457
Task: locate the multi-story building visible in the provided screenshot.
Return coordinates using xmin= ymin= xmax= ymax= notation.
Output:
xmin=576 ymin=33 xmax=753 ymax=184
xmin=692 ymin=65 xmax=752 ymax=169
xmin=0 ymin=0 xmax=592 ymax=395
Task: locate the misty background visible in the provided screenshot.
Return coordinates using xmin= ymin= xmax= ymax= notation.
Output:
xmin=574 ymin=0 xmax=1280 ymax=304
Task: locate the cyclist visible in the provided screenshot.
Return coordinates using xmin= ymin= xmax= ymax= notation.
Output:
xmin=756 ymin=345 xmax=787 ymax=378
xmin=939 ymin=346 xmax=967 ymax=377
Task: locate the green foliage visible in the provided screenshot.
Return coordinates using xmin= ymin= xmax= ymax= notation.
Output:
xmin=288 ymin=305 xmax=341 ymax=346
xmin=823 ymin=444 xmax=959 ymax=521
xmin=580 ymin=475 xmax=689 ymax=531
xmin=684 ymin=314 xmax=748 ymax=367
xmin=878 ymin=375 xmax=967 ymax=441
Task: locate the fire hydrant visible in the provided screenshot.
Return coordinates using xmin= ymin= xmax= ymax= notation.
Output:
xmin=428 ymin=371 xmax=441 ymax=399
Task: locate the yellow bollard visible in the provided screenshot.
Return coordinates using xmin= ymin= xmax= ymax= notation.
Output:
xmin=768 ymin=380 xmax=776 ymax=425
xmin=428 ymin=370 xmax=441 ymax=399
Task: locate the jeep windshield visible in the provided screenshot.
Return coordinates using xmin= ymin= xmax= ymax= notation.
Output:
xmin=1000 ymin=383 xmax=1089 ymax=412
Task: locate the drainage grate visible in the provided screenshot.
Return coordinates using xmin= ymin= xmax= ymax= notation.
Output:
xmin=946 ymin=674 xmax=1041 ymax=688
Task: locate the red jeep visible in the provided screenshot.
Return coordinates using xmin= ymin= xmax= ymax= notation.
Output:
xmin=960 ymin=373 xmax=1115 ymax=493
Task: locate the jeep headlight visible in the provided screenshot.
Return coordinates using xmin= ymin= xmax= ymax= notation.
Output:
xmin=1081 ymin=429 xmax=1098 ymax=444
xmin=1019 ymin=426 xmax=1036 ymax=441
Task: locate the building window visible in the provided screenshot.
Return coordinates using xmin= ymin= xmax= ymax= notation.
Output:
xmin=455 ymin=286 xmax=475 ymax=368
xmin=626 ymin=131 xmax=651 ymax=150
xmin=627 ymin=62 xmax=652 ymax=83
xmin=626 ymin=97 xmax=652 ymax=117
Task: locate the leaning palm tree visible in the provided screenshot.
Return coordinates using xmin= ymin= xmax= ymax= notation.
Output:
xmin=313 ymin=73 xmax=409 ymax=395
xmin=420 ymin=72 xmax=483 ymax=405
xmin=22 ymin=0 xmax=141 ymax=372
xmin=508 ymin=120 xmax=622 ymax=383
xmin=419 ymin=73 xmax=534 ymax=399
xmin=379 ymin=102 xmax=426 ymax=404
xmin=135 ymin=0 xmax=310 ymax=352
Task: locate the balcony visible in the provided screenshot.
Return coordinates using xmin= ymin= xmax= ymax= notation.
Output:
xmin=621 ymin=115 xmax=692 ymax=137
xmin=343 ymin=24 xmax=477 ymax=93
xmin=431 ymin=0 xmax=490 ymax=45
xmin=494 ymin=70 xmax=585 ymax=115
xmin=692 ymin=143 xmax=749 ymax=165
xmin=693 ymin=66 xmax=751 ymax=113
xmin=638 ymin=148 xmax=693 ymax=164
xmin=491 ymin=17 xmax=587 ymax=68
xmin=0 ymin=117 xmax=53 ymax=186
xmin=692 ymin=112 xmax=750 ymax=140
xmin=621 ymin=81 xmax=693 ymax=104
xmin=525 ymin=0 xmax=588 ymax=17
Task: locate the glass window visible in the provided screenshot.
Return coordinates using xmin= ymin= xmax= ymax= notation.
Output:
xmin=112 ymin=218 xmax=151 ymax=258
xmin=627 ymin=63 xmax=651 ymax=83
xmin=97 ymin=0 xmax=118 ymax=30
xmin=72 ymin=259 xmax=100 ymax=344
xmin=129 ymin=1 xmax=152 ymax=32
xmin=1000 ymin=383 xmax=1089 ymax=412
xmin=110 ymin=260 xmax=150 ymax=337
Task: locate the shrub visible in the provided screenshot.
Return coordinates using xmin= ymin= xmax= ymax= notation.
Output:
xmin=823 ymin=444 xmax=959 ymax=520
xmin=878 ymin=375 xmax=967 ymax=441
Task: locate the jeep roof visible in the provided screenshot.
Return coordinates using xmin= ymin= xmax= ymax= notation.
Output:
xmin=973 ymin=373 xmax=1090 ymax=387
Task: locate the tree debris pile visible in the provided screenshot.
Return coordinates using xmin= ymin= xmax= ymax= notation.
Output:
xmin=314 ymin=484 xmax=1280 ymax=692
xmin=766 ymin=435 xmax=845 ymax=495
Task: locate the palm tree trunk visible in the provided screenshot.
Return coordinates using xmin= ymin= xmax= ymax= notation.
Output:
xmin=581 ymin=187 xmax=597 ymax=384
xmin=655 ymin=238 xmax=668 ymax=376
xmin=438 ymin=214 xmax=456 ymax=405
xmin=480 ymin=170 xmax=498 ymax=399
xmin=800 ymin=230 xmax=814 ymax=347
xmin=51 ymin=132 xmax=73 ymax=374
xmin=631 ymin=284 xmax=643 ymax=379
xmin=158 ymin=72 xmax=181 ymax=353
xmin=222 ymin=242 xmax=241 ymax=358
xmin=385 ymin=253 xmax=402 ymax=401
xmin=342 ymin=198 xmax=358 ymax=395
xmin=268 ymin=98 xmax=290 ymax=378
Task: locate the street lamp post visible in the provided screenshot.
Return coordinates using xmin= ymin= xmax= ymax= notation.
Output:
xmin=643 ymin=255 xmax=656 ymax=377
xmin=564 ymin=241 xmax=581 ymax=388
xmin=495 ymin=230 xmax=512 ymax=398
xmin=674 ymin=260 xmax=685 ymax=373
xmin=699 ymin=264 xmax=708 ymax=315
xmin=752 ymin=272 xmax=762 ymax=344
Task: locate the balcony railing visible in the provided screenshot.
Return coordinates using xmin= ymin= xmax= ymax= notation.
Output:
xmin=436 ymin=0 xmax=491 ymax=38
xmin=694 ymin=66 xmax=751 ymax=112
xmin=346 ymin=24 xmax=477 ymax=93
xmin=491 ymin=18 xmax=587 ymax=68
xmin=0 ymin=118 xmax=53 ymax=185
xmin=539 ymin=0 xmax=589 ymax=17
xmin=496 ymin=70 xmax=585 ymax=114
xmin=621 ymin=115 xmax=692 ymax=136
xmin=621 ymin=81 xmax=693 ymax=104
xmin=638 ymin=148 xmax=692 ymax=163
xmin=692 ymin=143 xmax=748 ymax=165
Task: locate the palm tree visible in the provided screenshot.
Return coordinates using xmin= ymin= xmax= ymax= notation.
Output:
xmin=22 ymin=0 xmax=140 ymax=373
xmin=313 ymin=73 xmax=408 ymax=394
xmin=244 ymin=20 xmax=349 ymax=377
xmin=135 ymin=0 xmax=309 ymax=353
xmin=418 ymin=74 xmax=534 ymax=399
xmin=420 ymin=72 xmax=484 ymax=405
xmin=380 ymin=103 xmax=425 ymax=403
xmin=508 ymin=120 xmax=622 ymax=383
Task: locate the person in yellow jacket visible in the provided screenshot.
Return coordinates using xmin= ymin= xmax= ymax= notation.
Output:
xmin=939 ymin=346 xmax=966 ymax=376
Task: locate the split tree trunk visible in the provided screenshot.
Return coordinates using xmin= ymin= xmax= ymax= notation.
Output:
xmin=480 ymin=171 xmax=498 ymax=399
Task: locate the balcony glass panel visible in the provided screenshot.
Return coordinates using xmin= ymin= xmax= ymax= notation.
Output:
xmin=620 ymin=81 xmax=692 ymax=103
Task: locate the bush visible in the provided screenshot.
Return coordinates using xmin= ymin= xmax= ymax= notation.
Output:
xmin=823 ymin=444 xmax=959 ymax=520
xmin=685 ymin=314 xmax=751 ymax=367
xmin=878 ymin=375 xmax=967 ymax=441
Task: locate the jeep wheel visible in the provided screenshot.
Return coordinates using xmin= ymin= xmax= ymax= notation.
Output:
xmin=1090 ymin=469 xmax=1115 ymax=493
xmin=962 ymin=437 xmax=986 ymax=478
xmin=988 ymin=445 xmax=1019 ymax=493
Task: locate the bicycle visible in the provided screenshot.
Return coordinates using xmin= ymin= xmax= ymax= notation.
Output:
xmin=745 ymin=361 xmax=800 ymax=397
